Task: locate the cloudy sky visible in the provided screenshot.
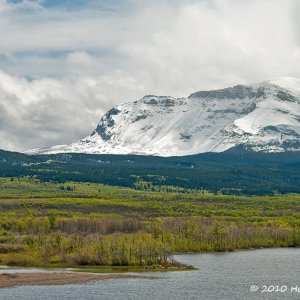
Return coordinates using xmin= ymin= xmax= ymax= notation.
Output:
xmin=1 ymin=0 xmax=300 ymax=151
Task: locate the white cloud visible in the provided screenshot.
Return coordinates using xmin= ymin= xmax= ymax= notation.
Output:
xmin=0 ymin=0 xmax=300 ymax=151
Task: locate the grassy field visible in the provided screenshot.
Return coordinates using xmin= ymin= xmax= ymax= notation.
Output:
xmin=0 ymin=177 xmax=300 ymax=268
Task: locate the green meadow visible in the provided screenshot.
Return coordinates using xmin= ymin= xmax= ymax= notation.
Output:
xmin=0 ymin=177 xmax=300 ymax=269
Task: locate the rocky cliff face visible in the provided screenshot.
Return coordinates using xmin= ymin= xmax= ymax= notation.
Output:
xmin=28 ymin=77 xmax=300 ymax=156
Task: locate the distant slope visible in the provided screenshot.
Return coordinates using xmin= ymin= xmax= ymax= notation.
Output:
xmin=28 ymin=77 xmax=300 ymax=156
xmin=2 ymin=148 xmax=300 ymax=195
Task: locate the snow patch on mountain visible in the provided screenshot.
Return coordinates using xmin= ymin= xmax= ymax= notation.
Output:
xmin=27 ymin=78 xmax=300 ymax=156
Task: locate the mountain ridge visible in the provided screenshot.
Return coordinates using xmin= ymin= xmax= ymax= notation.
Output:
xmin=27 ymin=77 xmax=300 ymax=156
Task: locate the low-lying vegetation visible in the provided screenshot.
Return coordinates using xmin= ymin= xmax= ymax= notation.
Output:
xmin=0 ymin=177 xmax=300 ymax=268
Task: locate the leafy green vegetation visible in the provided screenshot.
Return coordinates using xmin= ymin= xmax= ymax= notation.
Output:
xmin=0 ymin=177 xmax=300 ymax=268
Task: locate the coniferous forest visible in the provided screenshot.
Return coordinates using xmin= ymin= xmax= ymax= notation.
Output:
xmin=0 ymin=148 xmax=300 ymax=195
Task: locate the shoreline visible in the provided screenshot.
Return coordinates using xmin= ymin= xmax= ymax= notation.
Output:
xmin=1 ymin=248 xmax=299 ymax=288
xmin=0 ymin=272 xmax=152 ymax=289
xmin=0 ymin=263 xmax=194 ymax=273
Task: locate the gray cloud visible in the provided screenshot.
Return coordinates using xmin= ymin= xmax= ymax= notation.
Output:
xmin=0 ymin=0 xmax=300 ymax=151
xmin=0 ymin=70 xmax=144 ymax=151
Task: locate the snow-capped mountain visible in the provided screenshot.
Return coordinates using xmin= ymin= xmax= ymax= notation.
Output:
xmin=28 ymin=77 xmax=300 ymax=156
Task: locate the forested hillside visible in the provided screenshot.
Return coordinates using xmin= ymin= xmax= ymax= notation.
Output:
xmin=0 ymin=148 xmax=300 ymax=195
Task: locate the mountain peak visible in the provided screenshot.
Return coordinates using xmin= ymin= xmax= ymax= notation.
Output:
xmin=268 ymin=77 xmax=300 ymax=95
xmin=27 ymin=79 xmax=300 ymax=156
xmin=188 ymin=84 xmax=265 ymax=100
xmin=139 ymin=95 xmax=179 ymax=106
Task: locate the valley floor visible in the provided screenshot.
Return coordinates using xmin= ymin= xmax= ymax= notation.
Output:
xmin=0 ymin=177 xmax=299 ymax=269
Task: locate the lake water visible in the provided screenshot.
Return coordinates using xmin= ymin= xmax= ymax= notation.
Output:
xmin=1 ymin=248 xmax=300 ymax=300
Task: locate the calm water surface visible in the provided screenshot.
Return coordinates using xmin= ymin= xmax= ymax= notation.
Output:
xmin=1 ymin=248 xmax=300 ymax=300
